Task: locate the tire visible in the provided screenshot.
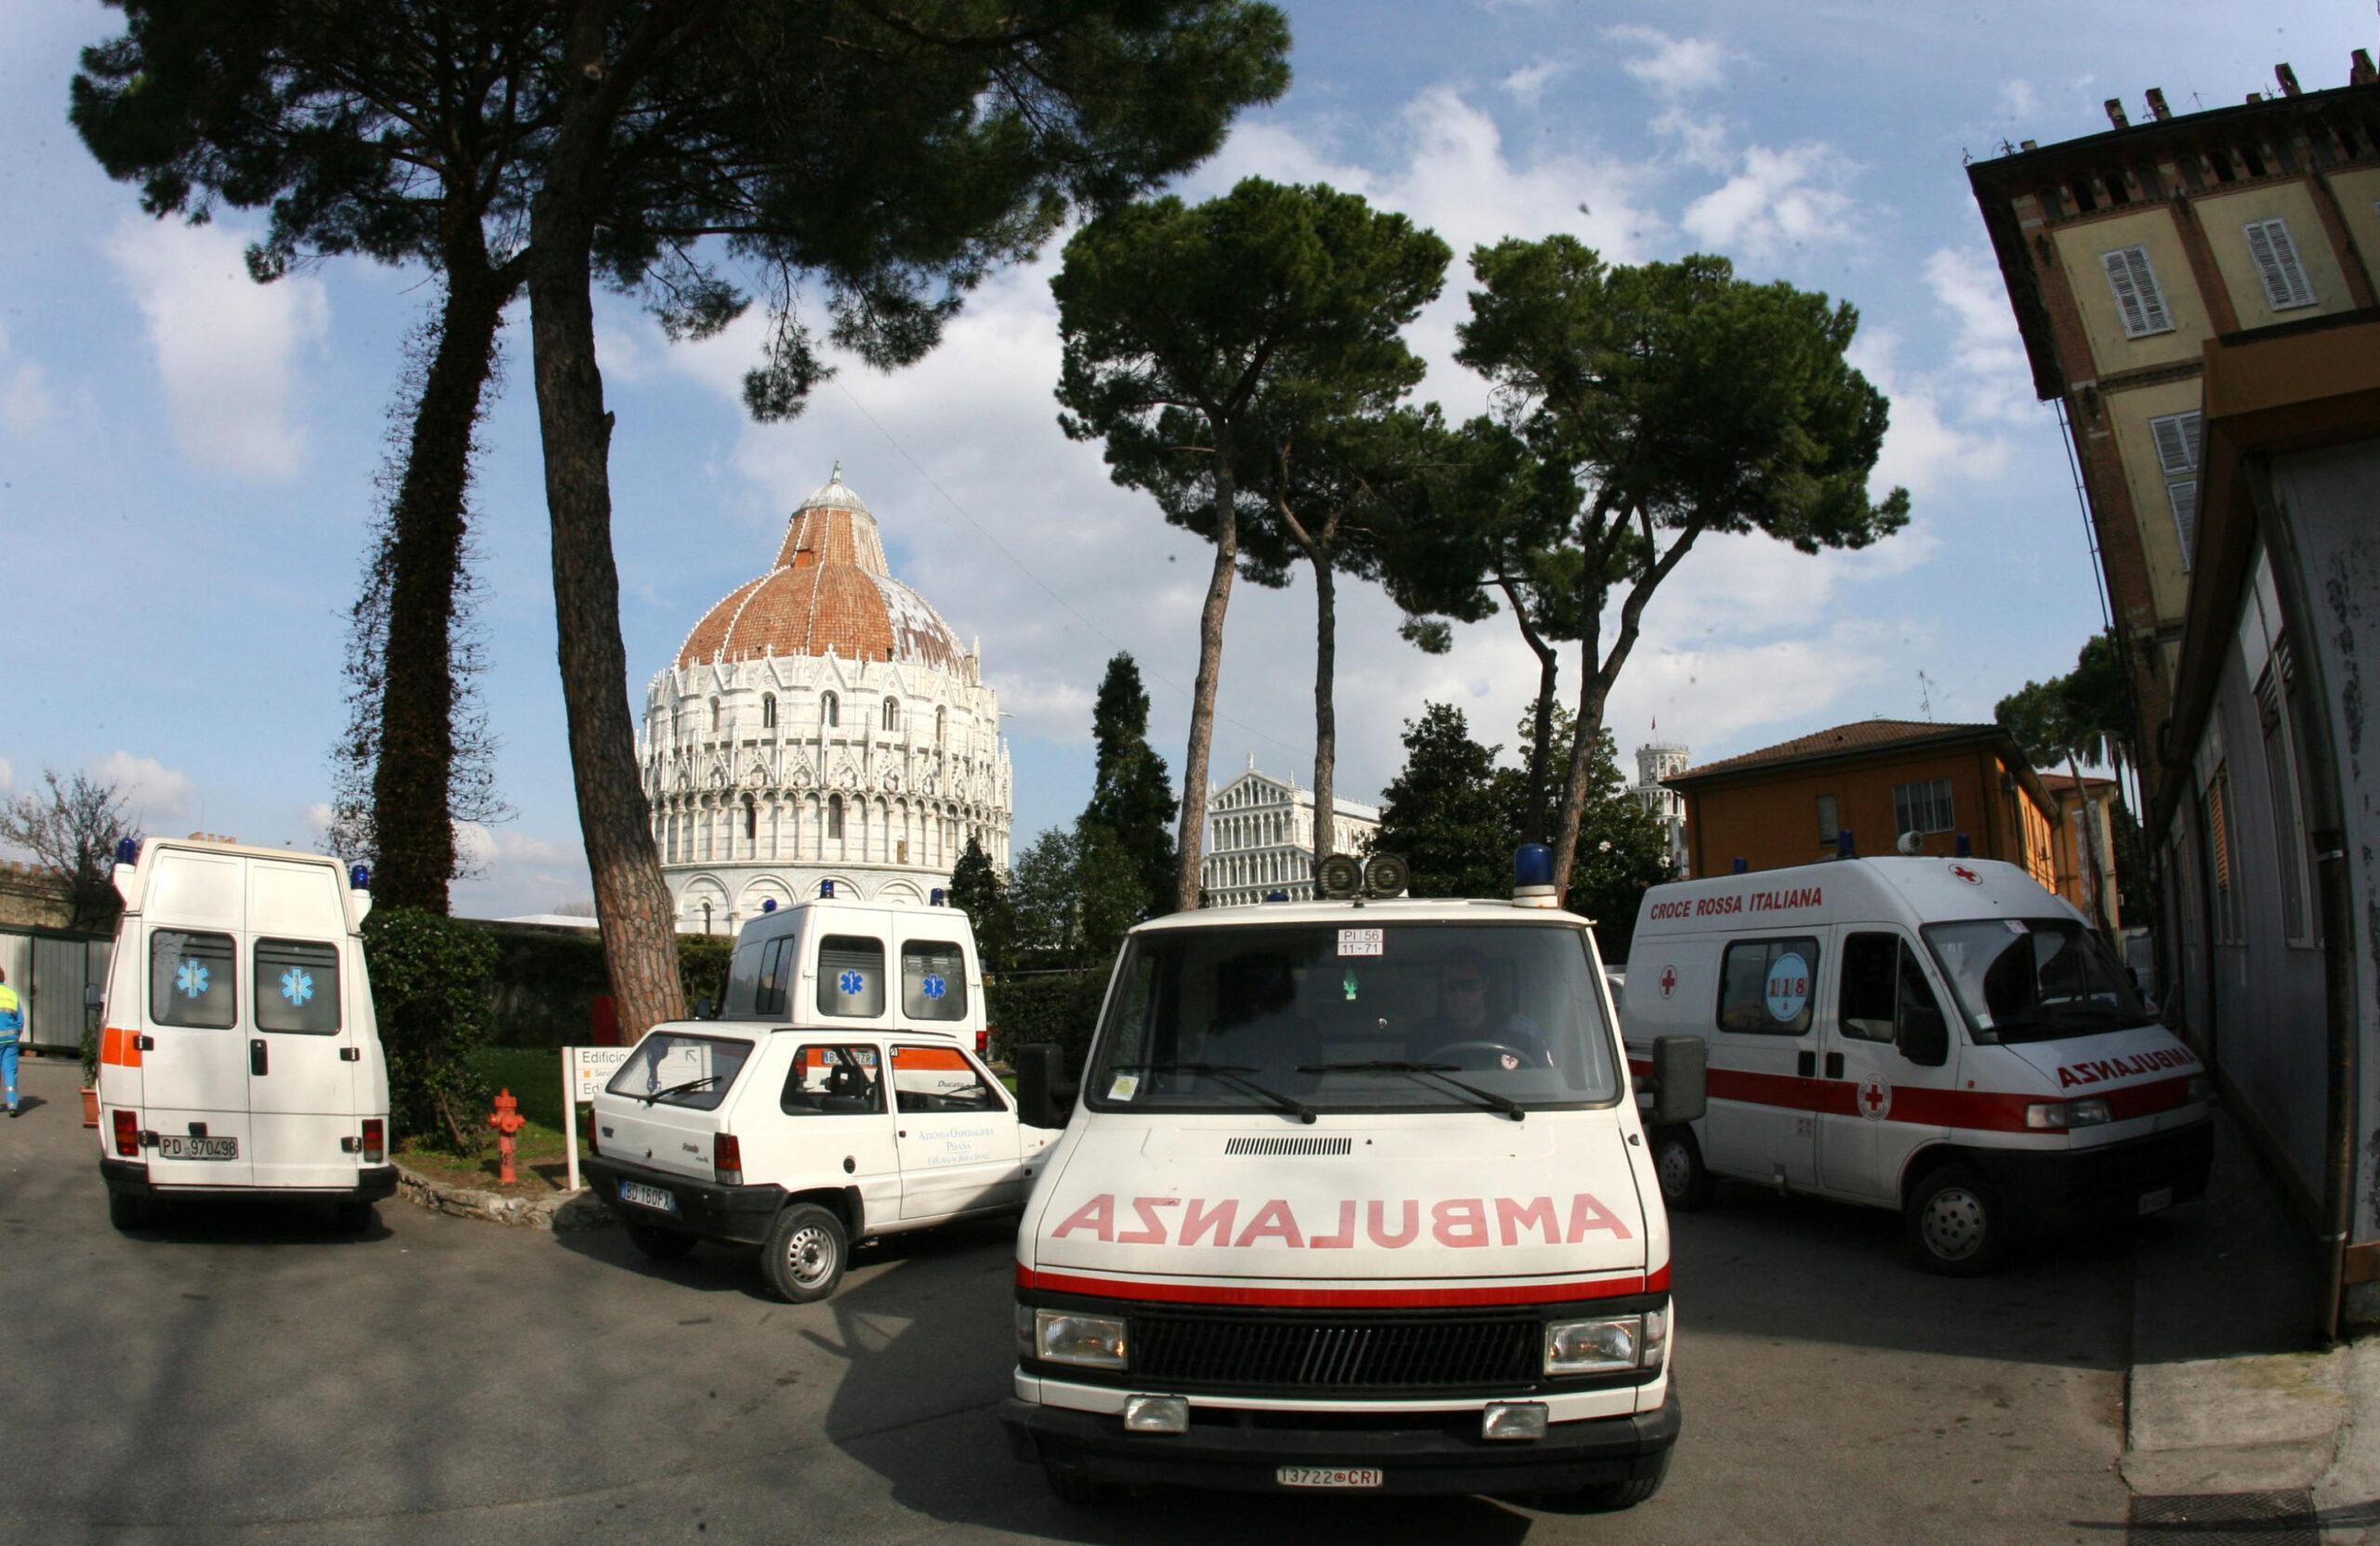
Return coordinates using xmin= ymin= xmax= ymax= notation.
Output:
xmin=759 ymin=1202 xmax=848 ymax=1302
xmin=625 ymin=1218 xmax=698 ymax=1261
xmin=333 ymin=1200 xmax=376 ymax=1234
xmin=1574 ymin=1448 xmax=1670 ymax=1512
xmin=1651 ymin=1127 xmax=1715 ymax=1211
xmin=1043 ymin=1467 xmax=1116 ymax=1506
xmin=108 ymin=1190 xmax=152 ymax=1233
xmin=1904 ymin=1163 xmax=2005 ymax=1275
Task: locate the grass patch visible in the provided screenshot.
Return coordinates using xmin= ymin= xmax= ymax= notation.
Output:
xmin=394 ymin=1046 xmax=590 ymax=1196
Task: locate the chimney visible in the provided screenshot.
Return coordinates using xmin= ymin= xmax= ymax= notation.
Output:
xmin=2146 ymin=87 xmax=2172 ymax=121
xmin=2020 ymin=139 xmax=2039 ymax=152
xmin=2105 ymin=98 xmax=2130 ymax=129
xmin=2355 ymin=49 xmax=2377 ymax=86
xmin=2276 ymin=62 xmax=2302 ymax=96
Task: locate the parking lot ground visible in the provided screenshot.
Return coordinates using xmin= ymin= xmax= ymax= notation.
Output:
xmin=2 ymin=1054 xmax=2137 ymax=1544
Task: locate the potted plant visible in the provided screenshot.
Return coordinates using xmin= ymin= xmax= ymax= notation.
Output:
xmin=79 ymin=1024 xmax=99 ymax=1127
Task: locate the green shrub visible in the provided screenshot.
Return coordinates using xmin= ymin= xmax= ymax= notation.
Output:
xmin=679 ymin=934 xmax=733 ymax=1017
xmin=986 ymin=970 xmax=1107 ymax=1075
xmin=364 ymin=905 xmax=497 ymax=1150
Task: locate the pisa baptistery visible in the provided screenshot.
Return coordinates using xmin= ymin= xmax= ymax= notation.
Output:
xmin=641 ymin=467 xmax=1012 ymax=932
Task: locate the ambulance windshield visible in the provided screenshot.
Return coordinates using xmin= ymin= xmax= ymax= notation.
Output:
xmin=1085 ymin=922 xmax=1620 ymax=1114
xmin=1920 ymin=918 xmax=2149 ymax=1045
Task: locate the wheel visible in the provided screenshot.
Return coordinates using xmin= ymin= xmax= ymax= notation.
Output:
xmin=1904 ymin=1163 xmax=2005 ymax=1275
xmin=625 ymin=1218 xmax=699 ymax=1261
xmin=108 ymin=1190 xmax=152 ymax=1232
xmin=1651 ymin=1127 xmax=1715 ymax=1211
xmin=1575 ymin=1449 xmax=1670 ymax=1511
xmin=1043 ymin=1466 xmax=1116 ymax=1506
xmin=759 ymin=1202 xmax=847 ymax=1302
xmin=333 ymin=1199 xmax=376 ymax=1234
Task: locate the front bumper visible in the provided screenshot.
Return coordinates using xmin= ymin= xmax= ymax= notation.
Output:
xmin=1977 ymin=1116 xmax=2213 ymax=1230
xmin=1000 ymin=1383 xmax=1680 ymax=1497
xmin=581 ymin=1155 xmax=787 ymax=1245
xmin=99 ymin=1156 xmax=398 ymax=1203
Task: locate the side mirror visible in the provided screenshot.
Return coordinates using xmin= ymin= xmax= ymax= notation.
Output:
xmin=1014 ymin=1043 xmax=1078 ymax=1130
xmin=1897 ymin=1003 xmax=1949 ymax=1068
xmin=1647 ymin=1035 xmax=1707 ymax=1125
xmin=694 ymin=997 xmax=716 ymax=1021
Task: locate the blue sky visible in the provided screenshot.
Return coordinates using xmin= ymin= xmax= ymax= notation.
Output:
xmin=3 ymin=0 xmax=2369 ymax=915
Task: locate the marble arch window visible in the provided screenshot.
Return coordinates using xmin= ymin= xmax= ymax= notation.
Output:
xmin=883 ymin=696 xmax=900 ymax=732
xmin=743 ymin=794 xmax=757 ymax=840
xmin=709 ymin=697 xmax=721 ymax=733
xmin=761 ymin=693 xmax=776 ymax=729
xmin=822 ymin=692 xmax=840 ymax=728
xmin=827 ymin=793 xmax=844 ymax=840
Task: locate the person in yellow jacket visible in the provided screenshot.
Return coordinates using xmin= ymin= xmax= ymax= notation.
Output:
xmin=0 ymin=965 xmax=21 ymax=1116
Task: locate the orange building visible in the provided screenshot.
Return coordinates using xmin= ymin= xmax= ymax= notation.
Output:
xmin=1666 ymin=720 xmax=2072 ymax=898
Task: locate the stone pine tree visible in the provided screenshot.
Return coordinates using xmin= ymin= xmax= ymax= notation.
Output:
xmin=1374 ymin=705 xmax=1512 ymax=901
xmin=1082 ymin=654 xmax=1179 ymax=920
xmin=1457 ymin=241 xmax=1911 ymax=898
xmin=73 ymin=1 xmax=553 ymax=911
xmin=1054 ymin=179 xmax=1448 ymax=906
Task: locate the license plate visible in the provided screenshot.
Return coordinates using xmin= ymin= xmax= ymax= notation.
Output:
xmin=619 ymin=1181 xmax=678 ymax=1212
xmin=157 ymin=1135 xmax=238 ymax=1160
xmin=2137 ymin=1185 xmax=2174 ymax=1216
xmin=1276 ymin=1467 xmax=1383 ymax=1489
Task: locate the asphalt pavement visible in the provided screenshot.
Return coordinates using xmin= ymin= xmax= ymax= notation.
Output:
xmin=0 ymin=1052 xmax=2184 ymax=1544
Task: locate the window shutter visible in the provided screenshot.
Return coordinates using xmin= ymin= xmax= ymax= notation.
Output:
xmin=2104 ymin=246 xmax=2172 ymax=337
xmin=2243 ymin=218 xmax=2316 ymax=310
xmin=2149 ymin=411 xmax=2202 ymax=475
xmin=2168 ymin=479 xmax=2201 ymax=568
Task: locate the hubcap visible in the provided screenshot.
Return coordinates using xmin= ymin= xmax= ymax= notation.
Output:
xmin=1921 ymin=1186 xmax=1986 ymax=1261
xmin=1657 ymin=1141 xmax=1695 ymax=1198
xmin=786 ymin=1225 xmax=834 ymax=1286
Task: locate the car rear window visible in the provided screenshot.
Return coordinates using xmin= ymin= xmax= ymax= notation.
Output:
xmin=605 ymin=1031 xmax=755 ymax=1110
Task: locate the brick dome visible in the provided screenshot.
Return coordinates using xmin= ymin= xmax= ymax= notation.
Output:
xmin=674 ymin=469 xmax=967 ymax=673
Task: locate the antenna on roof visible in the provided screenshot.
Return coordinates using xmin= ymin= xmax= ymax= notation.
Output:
xmin=1916 ymin=670 xmax=1938 ymax=721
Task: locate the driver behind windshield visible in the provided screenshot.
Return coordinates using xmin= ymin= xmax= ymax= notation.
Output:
xmin=1411 ymin=949 xmax=1551 ymax=1069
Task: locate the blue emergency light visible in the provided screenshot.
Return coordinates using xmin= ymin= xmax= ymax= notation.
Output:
xmin=115 ymin=837 xmax=140 ymax=867
xmin=761 ymin=898 xmax=777 ymax=913
xmin=819 ymin=880 xmax=836 ymax=899
xmin=1513 ymin=844 xmax=1555 ymax=892
xmin=931 ymin=888 xmax=945 ymax=906
xmin=349 ymin=864 xmax=371 ymax=891
xmin=1731 ymin=857 xmax=1750 ymax=875
xmin=1263 ymin=890 xmax=1289 ymax=903
xmin=1836 ymin=828 xmax=1856 ymax=859
xmin=1955 ymin=832 xmax=1972 ymax=857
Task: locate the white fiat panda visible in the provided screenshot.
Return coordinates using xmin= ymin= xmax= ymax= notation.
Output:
xmin=582 ymin=898 xmax=1061 ymax=1302
xmin=95 ymin=837 xmax=395 ymax=1230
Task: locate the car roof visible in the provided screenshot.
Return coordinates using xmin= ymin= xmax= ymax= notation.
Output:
xmin=1130 ymin=896 xmax=1594 ymax=935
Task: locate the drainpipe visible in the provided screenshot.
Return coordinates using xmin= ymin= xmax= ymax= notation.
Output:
xmin=2247 ymin=460 xmax=2357 ymax=1344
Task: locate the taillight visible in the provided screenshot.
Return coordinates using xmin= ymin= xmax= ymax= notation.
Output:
xmin=976 ymin=1027 xmax=991 ymax=1058
xmin=715 ymin=1132 xmax=744 ymax=1185
xmin=112 ymin=1109 xmax=139 ymax=1157
xmin=361 ymin=1118 xmax=385 ymax=1164
xmin=586 ymin=1121 xmax=600 ymax=1157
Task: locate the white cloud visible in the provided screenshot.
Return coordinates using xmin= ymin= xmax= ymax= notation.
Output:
xmin=91 ymin=752 xmax=195 ymax=826
xmin=0 ymin=758 xmax=13 ymax=796
xmin=1501 ymin=57 xmax=1572 ymax=107
xmin=2000 ymin=79 xmax=2041 ymax=120
xmin=449 ymin=821 xmax=591 ymax=918
xmin=0 ymin=321 xmax=58 ymax=439
xmin=1923 ymin=246 xmax=2036 ymax=425
xmin=104 ymin=216 xmax=330 ymax=479
xmin=1605 ymin=25 xmax=1731 ymax=99
xmin=1680 ymin=143 xmax=1861 ymax=258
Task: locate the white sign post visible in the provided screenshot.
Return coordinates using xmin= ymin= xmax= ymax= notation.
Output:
xmin=562 ymin=1045 xmax=633 ymax=1193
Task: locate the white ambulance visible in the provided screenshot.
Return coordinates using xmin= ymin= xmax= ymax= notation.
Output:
xmin=581 ymin=897 xmax=1061 ymax=1302
xmin=999 ymin=851 xmax=1702 ymax=1507
xmin=95 ymin=837 xmax=395 ymax=1230
xmin=1621 ymin=856 xmax=2213 ymax=1274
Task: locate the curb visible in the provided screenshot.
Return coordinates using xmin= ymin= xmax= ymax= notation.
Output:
xmin=394 ymin=1160 xmax=613 ymax=1233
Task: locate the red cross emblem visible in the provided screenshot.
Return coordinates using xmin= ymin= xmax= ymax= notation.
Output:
xmin=1659 ymin=966 xmax=1678 ymax=998
xmin=1858 ymin=1077 xmax=1893 ymax=1120
xmin=1950 ymin=864 xmax=1980 ymax=884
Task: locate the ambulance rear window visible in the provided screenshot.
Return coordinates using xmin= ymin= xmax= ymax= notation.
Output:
xmin=901 ymin=941 xmax=967 ymax=1021
xmin=152 ymin=930 xmax=237 ymax=1030
xmin=255 ymin=939 xmax=340 ymax=1034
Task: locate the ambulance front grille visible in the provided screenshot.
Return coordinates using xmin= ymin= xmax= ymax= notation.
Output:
xmin=1130 ymin=1311 xmax=1539 ymax=1391
xmin=1223 ymin=1136 xmax=1353 ymax=1156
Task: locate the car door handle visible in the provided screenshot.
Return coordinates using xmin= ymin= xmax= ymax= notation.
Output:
xmin=1825 ymin=1051 xmax=1844 ymax=1078
xmin=135 ymin=1035 xmax=156 ymax=1051
xmin=339 ymin=1048 xmax=361 ymax=1063
xmin=1796 ymin=1050 xmax=1816 ymax=1077
xmin=250 ymin=1039 xmax=268 ymax=1077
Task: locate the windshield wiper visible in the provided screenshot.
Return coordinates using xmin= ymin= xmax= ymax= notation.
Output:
xmin=1297 ymin=1060 xmax=1527 ymax=1122
xmin=1108 ymin=1062 xmax=1316 ymax=1125
xmin=641 ymin=1074 xmax=723 ymax=1106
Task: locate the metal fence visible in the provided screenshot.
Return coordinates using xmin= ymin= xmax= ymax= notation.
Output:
xmin=0 ymin=925 xmax=112 ymax=1054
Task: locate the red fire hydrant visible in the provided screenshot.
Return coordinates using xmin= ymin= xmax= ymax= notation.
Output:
xmin=488 ymin=1088 xmax=527 ymax=1185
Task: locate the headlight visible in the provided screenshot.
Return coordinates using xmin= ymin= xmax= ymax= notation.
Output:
xmin=1545 ymin=1315 xmax=1642 ymax=1375
xmin=2025 ymin=1097 xmax=2113 ymax=1130
xmin=1034 ymin=1309 xmax=1127 ymax=1369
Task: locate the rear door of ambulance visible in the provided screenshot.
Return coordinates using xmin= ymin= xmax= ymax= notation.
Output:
xmin=245 ymin=857 xmax=364 ymax=1188
xmin=138 ymin=849 xmax=256 ymax=1187
xmin=890 ymin=908 xmax=1020 ymax=1219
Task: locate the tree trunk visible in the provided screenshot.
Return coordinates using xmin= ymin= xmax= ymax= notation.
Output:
xmin=1495 ymin=579 xmax=1559 ymax=843
xmin=1310 ymin=552 xmax=1336 ymax=865
xmin=1174 ymin=429 xmax=1238 ymax=912
xmin=1551 ymin=612 xmax=1609 ymax=901
xmin=370 ymin=258 xmax=510 ymax=914
xmin=526 ymin=14 xmax=685 ymax=1038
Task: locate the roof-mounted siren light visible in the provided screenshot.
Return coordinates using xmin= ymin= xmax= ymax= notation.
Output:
xmin=1896 ymin=830 xmax=1924 ymax=855
xmin=1731 ymin=857 xmax=1750 ymax=875
xmin=1263 ymin=890 xmax=1289 ymax=903
xmin=1512 ymin=843 xmax=1559 ymax=909
xmin=1316 ymin=852 xmax=1364 ymax=900
xmin=112 ymin=836 xmax=142 ymax=904
xmin=819 ymin=879 xmax=836 ymax=899
xmin=1955 ymin=832 xmax=1973 ymax=858
xmin=761 ymin=897 xmax=778 ymax=913
xmin=1362 ymin=852 xmax=1410 ymax=900
xmin=348 ymin=864 xmax=374 ymax=923
xmin=1836 ymin=828 xmax=1857 ymax=860
xmin=929 ymin=888 xmax=945 ymax=907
